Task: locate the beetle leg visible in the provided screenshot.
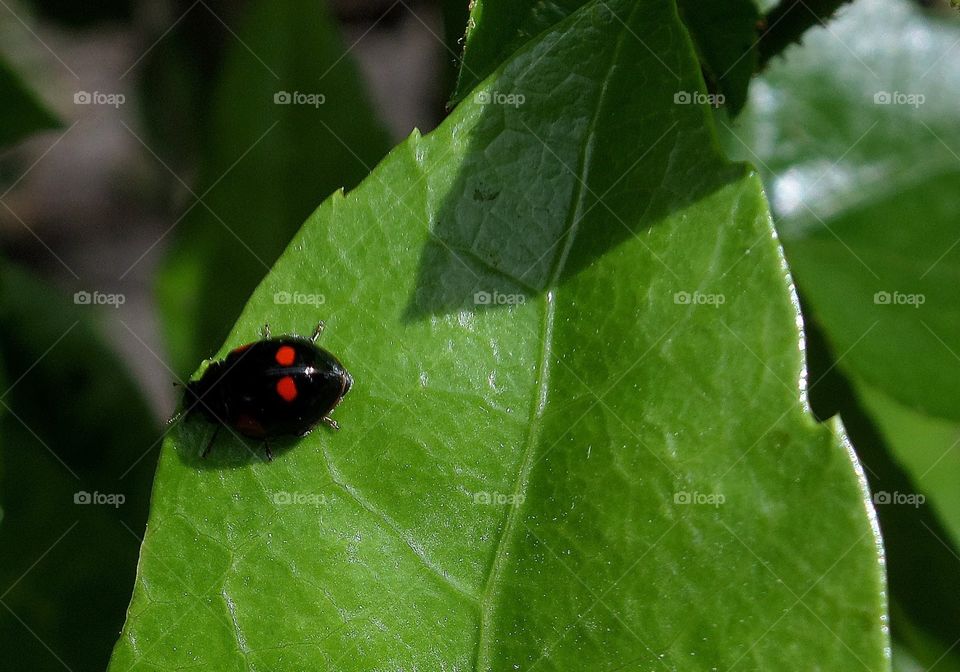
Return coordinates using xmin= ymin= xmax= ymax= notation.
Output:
xmin=310 ymin=320 xmax=326 ymax=343
xmin=264 ymin=438 xmax=274 ymax=461
xmin=260 ymin=323 xmax=272 ymax=339
xmin=202 ymin=425 xmax=221 ymax=458
xmin=321 ymin=416 xmax=340 ymax=431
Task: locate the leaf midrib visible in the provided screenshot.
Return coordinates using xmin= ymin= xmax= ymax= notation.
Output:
xmin=473 ymin=4 xmax=640 ymax=666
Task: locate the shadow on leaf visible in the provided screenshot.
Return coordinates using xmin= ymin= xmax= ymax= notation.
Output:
xmin=404 ymin=2 xmax=745 ymax=319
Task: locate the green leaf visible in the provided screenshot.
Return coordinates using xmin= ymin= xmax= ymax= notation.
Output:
xmin=0 ymin=57 xmax=59 ymax=148
xmin=720 ymin=0 xmax=960 ymax=421
xmin=112 ymin=0 xmax=887 ymax=669
xmin=452 ymin=0 xmax=758 ymax=115
xmin=155 ymin=0 xmax=391 ymax=377
xmin=0 ymin=264 xmax=156 ymax=670
xmin=452 ymin=0 xmax=585 ymax=102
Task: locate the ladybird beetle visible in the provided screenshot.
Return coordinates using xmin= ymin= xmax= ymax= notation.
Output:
xmin=184 ymin=321 xmax=352 ymax=460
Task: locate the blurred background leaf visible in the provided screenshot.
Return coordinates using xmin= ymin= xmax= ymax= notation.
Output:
xmin=19 ymin=0 xmax=134 ymax=27
xmin=756 ymin=0 xmax=854 ymax=68
xmin=857 ymin=382 xmax=960 ymax=547
xmin=0 ymin=57 xmax=59 ymax=149
xmin=676 ymin=0 xmax=758 ymax=114
xmin=440 ymin=0 xmax=470 ymax=99
xmin=153 ymin=0 xmax=392 ymax=377
xmin=723 ymin=0 xmax=960 ymax=422
xmin=0 ymin=263 xmax=156 ymax=671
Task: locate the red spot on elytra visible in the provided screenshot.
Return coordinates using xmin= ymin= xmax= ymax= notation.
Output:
xmin=275 ymin=345 xmax=296 ymax=366
xmin=276 ymin=376 xmax=298 ymax=402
